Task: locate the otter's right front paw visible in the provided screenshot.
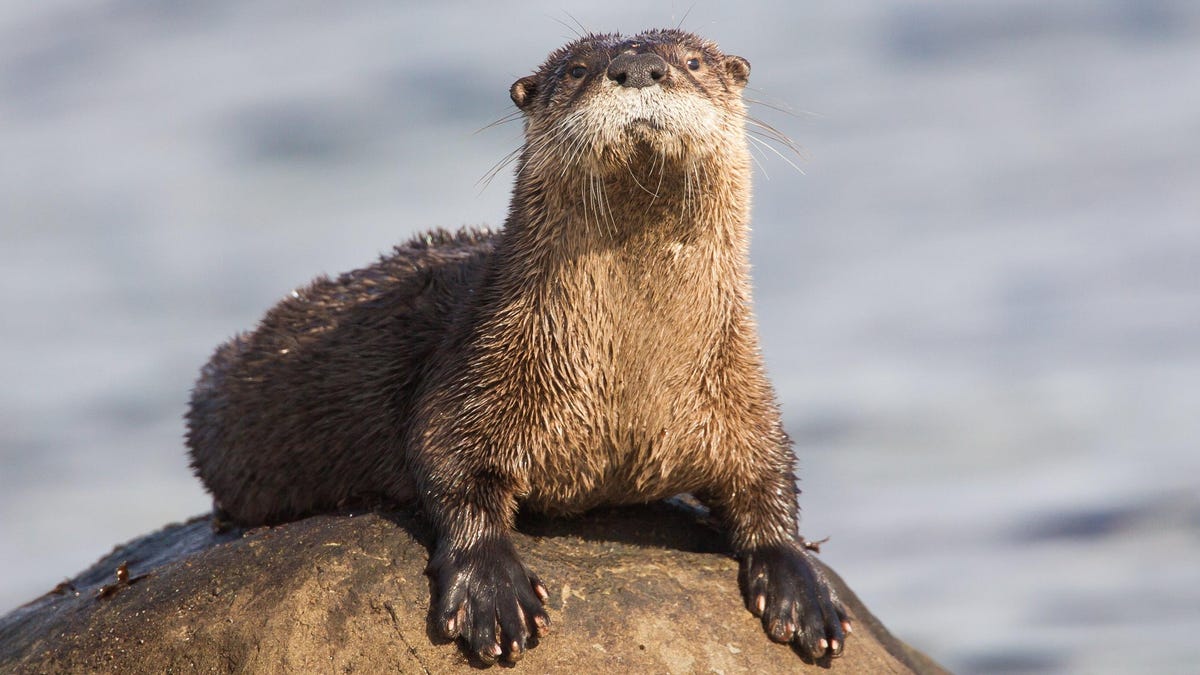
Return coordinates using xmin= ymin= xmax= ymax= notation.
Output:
xmin=429 ymin=537 xmax=550 ymax=664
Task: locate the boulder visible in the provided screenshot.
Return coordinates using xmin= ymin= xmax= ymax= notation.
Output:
xmin=0 ymin=502 xmax=946 ymax=673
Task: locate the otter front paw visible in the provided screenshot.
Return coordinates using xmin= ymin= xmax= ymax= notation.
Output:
xmin=739 ymin=543 xmax=851 ymax=659
xmin=429 ymin=537 xmax=550 ymax=664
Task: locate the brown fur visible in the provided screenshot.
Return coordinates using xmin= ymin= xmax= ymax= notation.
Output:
xmin=187 ymin=28 xmax=847 ymax=664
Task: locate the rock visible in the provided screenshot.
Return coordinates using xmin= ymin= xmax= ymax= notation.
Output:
xmin=0 ymin=503 xmax=946 ymax=673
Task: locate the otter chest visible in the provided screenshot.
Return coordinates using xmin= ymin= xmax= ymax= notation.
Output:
xmin=517 ymin=251 xmax=732 ymax=512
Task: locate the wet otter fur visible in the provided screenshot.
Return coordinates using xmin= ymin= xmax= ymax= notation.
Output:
xmin=187 ymin=28 xmax=850 ymax=664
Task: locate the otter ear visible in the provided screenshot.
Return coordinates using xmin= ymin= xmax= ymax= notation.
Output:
xmin=510 ymin=75 xmax=538 ymax=110
xmin=724 ymin=55 xmax=750 ymax=88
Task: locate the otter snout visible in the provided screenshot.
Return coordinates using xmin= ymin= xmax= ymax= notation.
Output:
xmin=607 ymin=52 xmax=668 ymax=88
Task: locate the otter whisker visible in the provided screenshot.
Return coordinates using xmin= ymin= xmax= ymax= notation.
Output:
xmin=583 ymin=170 xmax=597 ymax=239
xmin=652 ymin=148 xmax=668 ymax=205
xmin=593 ymin=173 xmax=606 ymax=240
xmin=681 ymin=158 xmax=695 ymax=220
xmin=543 ymin=111 xmax=592 ymax=173
xmin=596 ymin=173 xmax=618 ymax=240
xmin=674 ymin=3 xmax=698 ymax=31
xmin=691 ymin=160 xmax=701 ymax=219
xmin=744 ymin=97 xmax=798 ymax=118
xmin=588 ymin=172 xmax=603 ymax=240
xmin=477 ymin=146 xmax=523 ymax=193
xmin=581 ymin=173 xmax=597 ymax=240
xmin=559 ymin=130 xmax=592 ymax=178
xmin=474 ymin=110 xmax=525 ymax=135
xmin=624 ymin=162 xmax=661 ymax=200
xmin=745 ymin=137 xmax=773 ymax=180
xmin=547 ymin=15 xmax=584 ymax=40
xmin=746 ymin=116 xmax=806 ymax=158
xmin=692 ymin=158 xmax=709 ymax=219
xmin=743 ymin=88 xmax=821 ymax=120
xmin=747 ymin=133 xmax=805 ymax=176
xmin=566 ymin=120 xmax=594 ymax=167
xmin=562 ymin=11 xmax=591 ymax=39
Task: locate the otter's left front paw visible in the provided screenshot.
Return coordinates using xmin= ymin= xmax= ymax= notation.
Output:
xmin=739 ymin=543 xmax=851 ymax=659
xmin=429 ymin=537 xmax=550 ymax=664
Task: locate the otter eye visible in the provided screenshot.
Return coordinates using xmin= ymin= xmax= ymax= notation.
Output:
xmin=687 ymin=57 xmax=701 ymax=71
xmin=569 ymin=65 xmax=587 ymax=79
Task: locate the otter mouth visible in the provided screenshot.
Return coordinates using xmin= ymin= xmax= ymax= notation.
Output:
xmin=623 ymin=118 xmax=670 ymax=147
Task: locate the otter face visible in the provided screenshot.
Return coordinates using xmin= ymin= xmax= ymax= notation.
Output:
xmin=511 ymin=29 xmax=751 ymax=170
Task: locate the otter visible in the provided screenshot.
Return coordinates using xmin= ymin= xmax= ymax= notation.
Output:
xmin=187 ymin=28 xmax=850 ymax=664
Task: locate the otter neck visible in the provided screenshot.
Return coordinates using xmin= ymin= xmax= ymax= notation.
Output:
xmin=473 ymin=145 xmax=757 ymax=366
xmin=504 ymin=146 xmax=754 ymax=271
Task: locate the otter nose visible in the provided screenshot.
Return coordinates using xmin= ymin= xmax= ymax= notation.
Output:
xmin=606 ymin=53 xmax=668 ymax=89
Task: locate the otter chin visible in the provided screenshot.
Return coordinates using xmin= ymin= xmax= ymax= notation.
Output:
xmin=187 ymin=28 xmax=849 ymax=665
xmin=626 ymin=117 xmax=662 ymax=133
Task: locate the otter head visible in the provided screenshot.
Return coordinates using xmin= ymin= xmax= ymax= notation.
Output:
xmin=510 ymin=29 xmax=751 ymax=174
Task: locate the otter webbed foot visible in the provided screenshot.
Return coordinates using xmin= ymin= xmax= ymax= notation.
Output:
xmin=429 ymin=537 xmax=550 ymax=664
xmin=739 ymin=542 xmax=851 ymax=659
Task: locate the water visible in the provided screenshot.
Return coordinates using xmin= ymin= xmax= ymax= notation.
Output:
xmin=2 ymin=2 xmax=1198 ymax=672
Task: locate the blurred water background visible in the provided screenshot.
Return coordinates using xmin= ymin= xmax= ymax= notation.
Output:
xmin=2 ymin=2 xmax=1198 ymax=672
